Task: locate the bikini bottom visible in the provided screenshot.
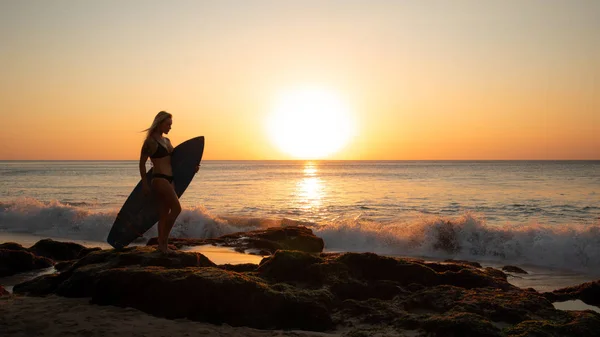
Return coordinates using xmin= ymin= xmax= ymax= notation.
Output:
xmin=153 ymin=173 xmax=174 ymax=184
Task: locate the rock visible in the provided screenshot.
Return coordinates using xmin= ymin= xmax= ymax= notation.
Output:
xmin=13 ymin=272 xmax=67 ymax=296
xmin=15 ymin=246 xmax=332 ymax=330
xmin=269 ymin=251 xmax=514 ymax=291
xmin=29 ymin=239 xmax=101 ymax=261
xmin=0 ymin=239 xmax=100 ymax=277
xmin=483 ymin=267 xmax=508 ymax=280
xmin=425 ymin=261 xmax=480 ymax=273
xmin=444 ymin=259 xmax=482 ymax=268
xmin=10 ymin=239 xmax=600 ymax=335
xmin=14 ymin=246 xmax=216 ymax=296
xmin=330 ymin=279 xmax=408 ymax=301
xmin=401 ymin=285 xmax=555 ymax=324
xmin=339 ymin=298 xmax=404 ymax=326
xmin=0 ymin=285 xmax=9 ymax=296
xmin=421 ymin=312 xmax=502 ymax=337
xmin=502 ymin=265 xmax=528 ymax=274
xmin=543 ymin=280 xmax=600 ymax=306
xmin=439 ymin=268 xmax=513 ymax=290
xmin=0 ymin=249 xmax=54 ymax=277
xmin=54 ymin=261 xmax=74 ymax=272
xmin=218 ymin=263 xmax=258 ymax=273
xmin=147 ymin=226 xmax=324 ymax=254
xmin=335 ymin=252 xmax=440 ymax=286
xmin=0 ymin=242 xmax=28 ymax=251
xmin=257 ymin=250 xmax=323 ymax=283
xmin=505 ymin=310 xmax=600 ymax=337
xmin=91 ymin=266 xmax=334 ymax=330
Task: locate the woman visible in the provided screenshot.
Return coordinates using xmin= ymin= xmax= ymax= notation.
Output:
xmin=140 ymin=111 xmax=197 ymax=254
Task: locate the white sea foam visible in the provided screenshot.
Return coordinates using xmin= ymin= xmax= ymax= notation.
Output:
xmin=1 ymin=198 xmax=600 ymax=273
xmin=0 ymin=198 xmax=253 ymax=243
xmin=315 ymin=213 xmax=600 ymax=273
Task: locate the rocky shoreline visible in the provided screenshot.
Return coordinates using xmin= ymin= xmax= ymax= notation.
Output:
xmin=2 ymin=226 xmax=600 ymax=336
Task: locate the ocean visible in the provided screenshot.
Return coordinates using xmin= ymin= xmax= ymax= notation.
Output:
xmin=1 ymin=160 xmax=599 ymax=276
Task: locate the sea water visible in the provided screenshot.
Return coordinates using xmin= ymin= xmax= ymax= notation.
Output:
xmin=1 ymin=160 xmax=599 ymax=276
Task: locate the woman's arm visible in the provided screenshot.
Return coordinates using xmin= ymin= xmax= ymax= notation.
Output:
xmin=140 ymin=139 xmax=156 ymax=194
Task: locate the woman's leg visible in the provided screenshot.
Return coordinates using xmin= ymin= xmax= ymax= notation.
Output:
xmin=152 ymin=178 xmax=181 ymax=253
xmin=163 ymin=182 xmax=181 ymax=247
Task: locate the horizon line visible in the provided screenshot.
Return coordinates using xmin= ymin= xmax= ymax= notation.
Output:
xmin=1 ymin=159 xmax=598 ymax=162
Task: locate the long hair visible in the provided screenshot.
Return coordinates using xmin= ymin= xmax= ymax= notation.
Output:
xmin=143 ymin=111 xmax=172 ymax=138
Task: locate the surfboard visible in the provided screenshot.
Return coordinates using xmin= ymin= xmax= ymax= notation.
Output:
xmin=107 ymin=136 xmax=205 ymax=249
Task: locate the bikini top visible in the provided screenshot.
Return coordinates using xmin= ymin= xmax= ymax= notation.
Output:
xmin=150 ymin=138 xmax=172 ymax=159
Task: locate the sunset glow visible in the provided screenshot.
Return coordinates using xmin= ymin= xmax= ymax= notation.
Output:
xmin=0 ymin=1 xmax=598 ymax=160
xmin=267 ymin=87 xmax=354 ymax=159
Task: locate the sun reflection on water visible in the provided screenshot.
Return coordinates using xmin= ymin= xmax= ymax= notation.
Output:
xmin=296 ymin=162 xmax=324 ymax=210
xmin=304 ymin=165 xmax=317 ymax=177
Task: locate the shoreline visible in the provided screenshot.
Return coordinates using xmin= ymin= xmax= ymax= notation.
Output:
xmin=2 ymin=231 xmax=599 ymax=294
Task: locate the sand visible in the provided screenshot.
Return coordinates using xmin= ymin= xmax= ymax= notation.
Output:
xmin=0 ymin=294 xmax=341 ymax=337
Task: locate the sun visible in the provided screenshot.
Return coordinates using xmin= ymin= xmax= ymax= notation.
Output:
xmin=267 ymin=86 xmax=355 ymax=159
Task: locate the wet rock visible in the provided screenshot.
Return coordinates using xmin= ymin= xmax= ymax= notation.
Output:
xmin=14 ymin=246 xmax=216 ymax=296
xmin=330 ymin=279 xmax=408 ymax=301
xmin=218 ymin=263 xmax=258 ymax=273
xmin=401 ymin=285 xmax=555 ymax=324
xmin=543 ymin=280 xmax=600 ymax=306
xmin=424 ymin=261 xmax=473 ymax=273
xmin=257 ymin=250 xmax=323 ymax=283
xmin=13 ymin=271 xmax=69 ymax=296
xmin=338 ymin=298 xmax=403 ymax=326
xmin=483 ymin=267 xmax=508 ymax=280
xmin=10 ymin=236 xmax=600 ymax=335
xmin=0 ymin=249 xmax=54 ymax=277
xmin=335 ymin=252 xmax=439 ymax=286
xmin=14 ymin=246 xmax=334 ymax=330
xmin=502 ymin=265 xmax=528 ymax=274
xmin=421 ymin=312 xmax=501 ymax=337
xmin=147 ymin=226 xmax=324 ymax=254
xmin=505 ymin=310 xmax=600 ymax=337
xmin=444 ymin=259 xmax=482 ymax=268
xmin=54 ymin=260 xmax=74 ymax=272
xmin=29 ymin=239 xmax=101 ymax=261
xmin=91 ymin=266 xmax=334 ymax=330
xmin=439 ymin=268 xmax=513 ymax=290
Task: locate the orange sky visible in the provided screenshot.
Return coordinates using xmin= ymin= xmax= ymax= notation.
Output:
xmin=1 ymin=1 xmax=598 ymax=160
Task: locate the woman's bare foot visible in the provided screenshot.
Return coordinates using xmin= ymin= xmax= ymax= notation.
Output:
xmin=156 ymin=244 xmax=176 ymax=255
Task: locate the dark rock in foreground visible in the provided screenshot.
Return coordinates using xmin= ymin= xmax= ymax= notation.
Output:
xmin=0 ymin=249 xmax=53 ymax=277
xmin=504 ymin=311 xmax=600 ymax=336
xmin=502 ymin=265 xmax=528 ymax=274
xmin=543 ymin=280 xmax=600 ymax=307
xmin=15 ymin=246 xmax=332 ymax=330
xmin=147 ymin=225 xmax=324 ymax=255
xmin=14 ymin=246 xmax=216 ymax=297
xmin=0 ymin=239 xmax=101 ymax=277
xmin=29 ymin=239 xmax=101 ymax=261
xmin=92 ymin=266 xmax=333 ymax=330
xmin=9 ymin=227 xmax=600 ymax=335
